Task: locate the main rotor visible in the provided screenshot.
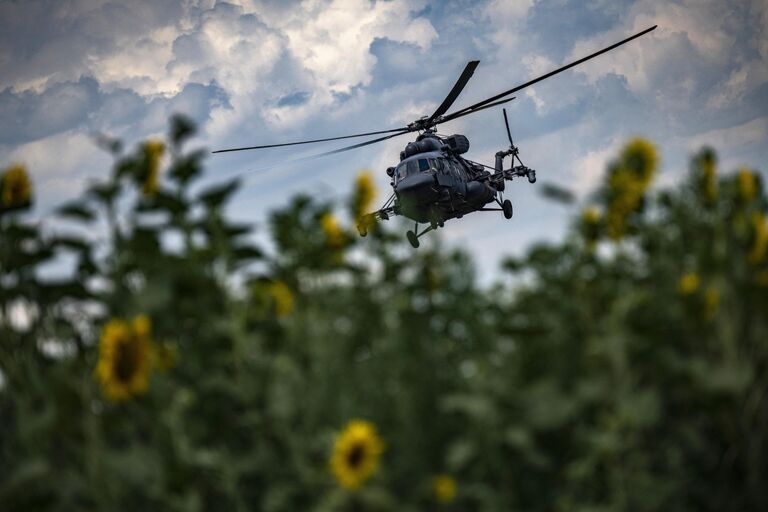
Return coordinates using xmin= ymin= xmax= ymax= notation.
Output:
xmin=212 ymin=25 xmax=658 ymax=163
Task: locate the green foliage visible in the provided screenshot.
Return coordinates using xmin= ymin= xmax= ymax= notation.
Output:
xmin=1 ymin=123 xmax=767 ymax=512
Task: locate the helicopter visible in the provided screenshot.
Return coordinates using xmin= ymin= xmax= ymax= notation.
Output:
xmin=214 ymin=25 xmax=657 ymax=248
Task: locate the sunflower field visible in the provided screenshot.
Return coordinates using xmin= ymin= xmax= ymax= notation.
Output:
xmin=1 ymin=116 xmax=767 ymax=512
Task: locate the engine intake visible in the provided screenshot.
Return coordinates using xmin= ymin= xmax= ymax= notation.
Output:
xmin=445 ymin=134 xmax=470 ymax=154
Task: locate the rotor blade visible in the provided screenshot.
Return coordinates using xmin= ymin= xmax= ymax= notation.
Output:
xmin=439 ymin=96 xmax=516 ymax=124
xmin=211 ymin=127 xmax=409 ymax=154
xmin=449 ymin=25 xmax=657 ymax=117
xmin=290 ymin=129 xmax=412 ymax=162
xmin=503 ymin=108 xmax=513 ymax=146
xmin=427 ymin=60 xmax=480 ymax=123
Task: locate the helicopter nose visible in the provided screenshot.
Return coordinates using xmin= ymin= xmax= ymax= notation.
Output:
xmin=395 ymin=172 xmax=436 ymax=204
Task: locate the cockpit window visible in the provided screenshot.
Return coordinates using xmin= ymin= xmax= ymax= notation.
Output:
xmin=396 ymin=158 xmax=434 ymax=182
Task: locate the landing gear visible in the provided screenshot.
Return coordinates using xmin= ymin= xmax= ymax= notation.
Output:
xmin=406 ymin=220 xmax=443 ymax=249
xmin=407 ymin=230 xmax=420 ymax=248
xmin=502 ymin=199 xmax=513 ymax=219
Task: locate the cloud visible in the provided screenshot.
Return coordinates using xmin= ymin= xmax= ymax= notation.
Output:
xmin=566 ymin=0 xmax=768 ymax=107
xmin=0 ymin=78 xmax=229 ymax=147
xmin=683 ymin=116 xmax=768 ymax=153
xmin=0 ymin=77 xmax=100 ymax=144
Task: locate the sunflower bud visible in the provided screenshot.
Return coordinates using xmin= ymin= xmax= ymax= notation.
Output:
xmin=0 ymin=164 xmax=33 ymax=212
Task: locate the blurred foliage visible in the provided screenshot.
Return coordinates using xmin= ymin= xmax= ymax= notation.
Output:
xmin=1 ymin=118 xmax=767 ymax=512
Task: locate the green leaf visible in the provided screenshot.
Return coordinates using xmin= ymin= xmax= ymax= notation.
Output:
xmin=198 ymin=179 xmax=239 ymax=209
xmin=57 ymin=202 xmax=95 ymax=222
xmin=170 ymin=114 xmax=197 ymax=147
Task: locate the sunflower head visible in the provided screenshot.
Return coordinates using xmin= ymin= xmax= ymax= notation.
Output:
xmin=432 ymin=474 xmax=457 ymax=504
xmin=1 ymin=164 xmax=33 ymax=211
xmin=350 ymin=171 xmax=377 ymax=220
xmin=619 ymin=137 xmax=658 ymax=188
xmin=330 ymin=419 xmax=384 ymax=490
xmin=320 ymin=212 xmax=346 ymax=251
xmin=737 ymin=168 xmax=757 ymax=203
xmin=269 ymin=280 xmax=294 ymax=317
xmin=141 ymin=140 xmax=165 ymax=196
xmin=250 ymin=279 xmax=295 ymax=319
xmin=95 ymin=315 xmax=154 ymax=401
xmin=678 ymin=272 xmax=701 ymax=295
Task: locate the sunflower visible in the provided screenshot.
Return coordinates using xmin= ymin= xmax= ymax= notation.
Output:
xmin=580 ymin=206 xmax=601 ymax=248
xmin=619 ymin=137 xmax=658 ymax=188
xmin=432 ymin=474 xmax=457 ymax=503
xmin=737 ymin=168 xmax=756 ymax=203
xmin=1 ymin=164 xmax=32 ymax=210
xmin=603 ymin=138 xmax=657 ymax=240
xmin=351 ymin=171 xmax=377 ymax=221
xmin=95 ymin=315 xmax=154 ymax=401
xmin=320 ymin=212 xmax=346 ymax=251
xmin=678 ymin=272 xmax=700 ymax=295
xmin=141 ymin=140 xmax=165 ymax=196
xmin=269 ymin=280 xmax=294 ymax=317
xmin=330 ymin=419 xmax=384 ymax=490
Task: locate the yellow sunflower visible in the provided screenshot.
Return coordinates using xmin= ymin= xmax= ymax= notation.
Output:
xmin=330 ymin=419 xmax=384 ymax=490
xmin=432 ymin=474 xmax=458 ymax=503
xmin=604 ymin=138 xmax=657 ymax=240
xmin=737 ymin=168 xmax=756 ymax=203
xmin=1 ymin=164 xmax=32 ymax=209
xmin=351 ymin=171 xmax=377 ymax=222
xmin=269 ymin=280 xmax=294 ymax=317
xmin=142 ymin=140 xmax=165 ymax=196
xmin=678 ymin=272 xmax=700 ymax=295
xmin=619 ymin=137 xmax=658 ymax=188
xmin=95 ymin=315 xmax=154 ymax=401
xmin=320 ymin=212 xmax=346 ymax=251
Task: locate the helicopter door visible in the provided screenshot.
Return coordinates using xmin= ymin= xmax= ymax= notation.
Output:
xmin=449 ymin=160 xmax=467 ymax=195
xmin=434 ymin=158 xmax=453 ymax=187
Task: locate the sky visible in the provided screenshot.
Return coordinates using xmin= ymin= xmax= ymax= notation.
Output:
xmin=1 ymin=0 xmax=766 ymax=283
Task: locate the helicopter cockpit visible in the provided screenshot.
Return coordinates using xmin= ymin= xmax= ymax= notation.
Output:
xmin=393 ymin=152 xmax=456 ymax=184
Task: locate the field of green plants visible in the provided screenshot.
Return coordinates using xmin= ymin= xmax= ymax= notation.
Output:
xmin=1 ymin=116 xmax=767 ymax=511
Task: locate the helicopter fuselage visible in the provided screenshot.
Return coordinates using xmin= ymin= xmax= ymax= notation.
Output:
xmin=360 ymin=130 xmax=536 ymax=247
xmin=393 ymin=149 xmax=496 ymax=224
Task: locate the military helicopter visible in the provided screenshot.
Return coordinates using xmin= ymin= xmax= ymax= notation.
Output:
xmin=214 ymin=25 xmax=656 ymax=248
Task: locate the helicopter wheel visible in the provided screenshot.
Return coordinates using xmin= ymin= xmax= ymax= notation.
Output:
xmin=502 ymin=199 xmax=513 ymax=219
xmin=406 ymin=230 xmax=420 ymax=248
